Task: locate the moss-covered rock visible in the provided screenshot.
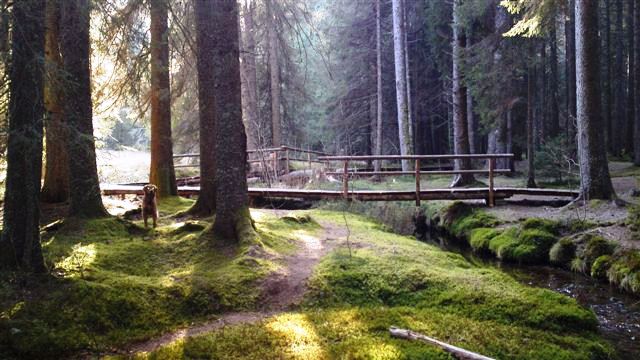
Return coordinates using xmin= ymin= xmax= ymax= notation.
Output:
xmin=570 ymin=234 xmax=616 ymax=274
xmin=591 ymin=255 xmax=613 ymax=279
xmin=521 ymin=218 xmax=560 ymax=235
xmin=549 ymin=238 xmax=576 ymax=266
xmin=449 ymin=210 xmax=499 ymax=238
xmin=469 ymin=228 xmax=501 ymax=253
xmin=607 ymin=250 xmax=640 ymax=294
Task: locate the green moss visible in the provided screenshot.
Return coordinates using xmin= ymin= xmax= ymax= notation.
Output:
xmin=590 ymin=255 xmax=613 ymax=279
xmin=469 ymin=228 xmax=501 ymax=253
xmin=157 ymin=196 xmax=196 ymax=216
xmin=450 ymin=209 xmax=499 ymax=238
xmin=0 ymin=209 xmax=315 ymax=358
xmin=549 ymin=238 xmax=577 ymax=266
xmin=570 ymin=235 xmax=616 ymax=275
xmin=142 ymin=211 xmax=611 ymax=360
xmin=521 ymin=218 xmax=560 ymax=235
xmin=607 ymin=250 xmax=640 ymax=294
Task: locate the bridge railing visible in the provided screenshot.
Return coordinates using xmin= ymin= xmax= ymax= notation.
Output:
xmin=174 ymin=145 xmax=331 ymax=183
xmin=317 ymin=154 xmax=515 ymax=207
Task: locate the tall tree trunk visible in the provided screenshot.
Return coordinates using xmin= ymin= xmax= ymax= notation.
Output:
xmin=266 ymin=0 xmax=282 ymax=147
xmin=527 ymin=63 xmax=537 ymax=188
xmin=60 ymin=0 xmax=108 ymax=218
xmin=240 ymin=0 xmax=259 ymax=149
xmin=149 ymin=0 xmax=177 ymax=198
xmin=403 ymin=0 xmax=413 ymax=150
xmin=190 ymin=0 xmax=217 ymax=216
xmin=1 ymin=0 xmax=47 ymax=272
xmin=392 ymin=0 xmax=413 ymax=170
xmin=467 ymin=28 xmax=476 ymax=155
xmin=549 ymin=22 xmax=560 ymax=138
xmin=635 ymin=0 xmax=640 ymax=165
xmin=626 ymin=0 xmax=635 ymax=154
xmin=565 ymin=0 xmax=577 ymax=144
xmin=575 ymin=0 xmax=615 ymax=200
xmin=451 ymin=0 xmax=474 ymax=187
xmin=41 ymin=0 xmax=69 ymax=204
xmin=611 ymin=0 xmax=624 ymax=156
xmin=374 ymin=0 xmax=383 ymax=173
xmin=603 ymin=0 xmax=613 ymax=152
xmin=211 ymin=0 xmax=255 ymax=243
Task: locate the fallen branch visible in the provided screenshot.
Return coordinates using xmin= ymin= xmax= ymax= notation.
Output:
xmin=389 ymin=327 xmax=495 ymax=360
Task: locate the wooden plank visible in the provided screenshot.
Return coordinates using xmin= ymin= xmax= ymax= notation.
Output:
xmin=343 ymin=160 xmax=349 ymax=199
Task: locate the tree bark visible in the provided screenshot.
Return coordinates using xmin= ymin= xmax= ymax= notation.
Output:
xmin=392 ymin=0 xmax=413 ymax=171
xmin=266 ymin=0 xmax=282 ymax=147
xmin=603 ymin=0 xmax=613 ymax=152
xmin=149 ymin=0 xmax=177 ymax=198
xmin=575 ymin=0 xmax=615 ymax=200
xmin=60 ymin=0 xmax=108 ymax=218
xmin=451 ymin=0 xmax=475 ymax=187
xmin=549 ymin=22 xmax=560 ymax=138
xmin=611 ymin=0 xmax=624 ymax=156
xmin=527 ymin=63 xmax=537 ymax=188
xmin=374 ymin=0 xmax=383 ymax=173
xmin=240 ymin=0 xmax=259 ymax=150
xmin=1 ymin=0 xmax=47 ymax=272
xmin=626 ymin=0 xmax=635 ymax=155
xmin=635 ymin=0 xmax=640 ymax=165
xmin=565 ymin=0 xmax=577 ymax=144
xmin=189 ymin=0 xmax=217 ymax=217
xmin=211 ymin=0 xmax=255 ymax=243
xmin=41 ymin=0 xmax=69 ymax=204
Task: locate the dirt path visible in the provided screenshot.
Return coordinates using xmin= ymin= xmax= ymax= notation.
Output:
xmin=123 ymin=216 xmax=346 ymax=355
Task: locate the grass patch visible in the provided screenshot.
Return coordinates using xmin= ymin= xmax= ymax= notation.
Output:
xmin=0 ymin=204 xmax=316 ymax=358
xmin=141 ymin=211 xmax=612 ymax=360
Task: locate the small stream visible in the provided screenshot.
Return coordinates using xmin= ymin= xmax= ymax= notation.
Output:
xmin=425 ymin=233 xmax=640 ymax=359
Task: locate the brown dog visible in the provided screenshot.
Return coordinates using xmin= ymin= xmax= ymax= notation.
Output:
xmin=142 ymin=184 xmax=159 ymax=228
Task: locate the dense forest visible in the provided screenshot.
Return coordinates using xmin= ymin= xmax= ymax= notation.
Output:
xmin=0 ymin=0 xmax=640 ymax=359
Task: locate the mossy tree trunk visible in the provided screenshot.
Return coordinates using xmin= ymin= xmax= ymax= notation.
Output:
xmin=1 ymin=0 xmax=47 ymax=272
xmin=565 ymin=0 xmax=577 ymax=145
xmin=149 ymin=0 xmax=177 ymax=198
xmin=451 ymin=0 xmax=475 ymax=187
xmin=41 ymin=0 xmax=69 ymax=204
xmin=189 ymin=0 xmax=217 ymax=217
xmin=575 ymin=0 xmax=615 ymax=200
xmin=210 ymin=0 xmax=255 ymax=244
xmin=374 ymin=0 xmax=383 ymax=174
xmin=60 ymin=0 xmax=109 ymax=218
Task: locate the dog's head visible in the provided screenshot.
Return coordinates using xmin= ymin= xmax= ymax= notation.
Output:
xmin=143 ymin=184 xmax=158 ymax=198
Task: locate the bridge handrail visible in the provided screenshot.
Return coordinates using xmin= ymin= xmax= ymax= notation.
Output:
xmin=318 ymin=153 xmax=515 ymax=207
xmin=318 ymin=153 xmax=514 ymax=161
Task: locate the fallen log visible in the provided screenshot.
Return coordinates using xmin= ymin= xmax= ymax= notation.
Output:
xmin=389 ymin=327 xmax=495 ymax=360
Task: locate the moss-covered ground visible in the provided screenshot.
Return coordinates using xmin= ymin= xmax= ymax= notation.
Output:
xmin=137 ymin=211 xmax=613 ymax=360
xmin=0 ymin=198 xmax=315 ymax=359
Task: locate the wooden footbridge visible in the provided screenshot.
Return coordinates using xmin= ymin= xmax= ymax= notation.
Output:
xmin=102 ymin=148 xmax=580 ymax=207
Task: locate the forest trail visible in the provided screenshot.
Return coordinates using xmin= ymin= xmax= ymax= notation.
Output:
xmin=124 ymin=214 xmax=347 ymax=355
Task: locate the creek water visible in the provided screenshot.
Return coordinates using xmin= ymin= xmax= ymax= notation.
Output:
xmin=424 ymin=233 xmax=640 ymax=359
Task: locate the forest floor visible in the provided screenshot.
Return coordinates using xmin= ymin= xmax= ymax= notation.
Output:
xmin=0 ymin=198 xmax=618 ymax=359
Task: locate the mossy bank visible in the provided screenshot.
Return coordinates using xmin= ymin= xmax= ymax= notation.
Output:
xmin=434 ymin=201 xmax=640 ymax=295
xmin=134 ymin=211 xmax=612 ymax=360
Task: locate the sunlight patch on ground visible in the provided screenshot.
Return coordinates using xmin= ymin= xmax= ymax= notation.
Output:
xmin=292 ymin=230 xmax=322 ymax=250
xmin=54 ymin=243 xmax=97 ymax=277
xmin=267 ymin=313 xmax=326 ymax=359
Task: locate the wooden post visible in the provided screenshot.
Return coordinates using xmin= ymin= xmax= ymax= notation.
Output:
xmin=285 ymin=148 xmax=290 ymax=174
xmin=272 ymin=150 xmax=278 ymax=181
xmin=488 ymin=157 xmax=495 ymax=207
xmin=307 ymin=151 xmax=312 ymax=172
xmin=415 ymin=159 xmax=421 ymax=206
xmin=343 ymin=160 xmax=349 ymax=199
